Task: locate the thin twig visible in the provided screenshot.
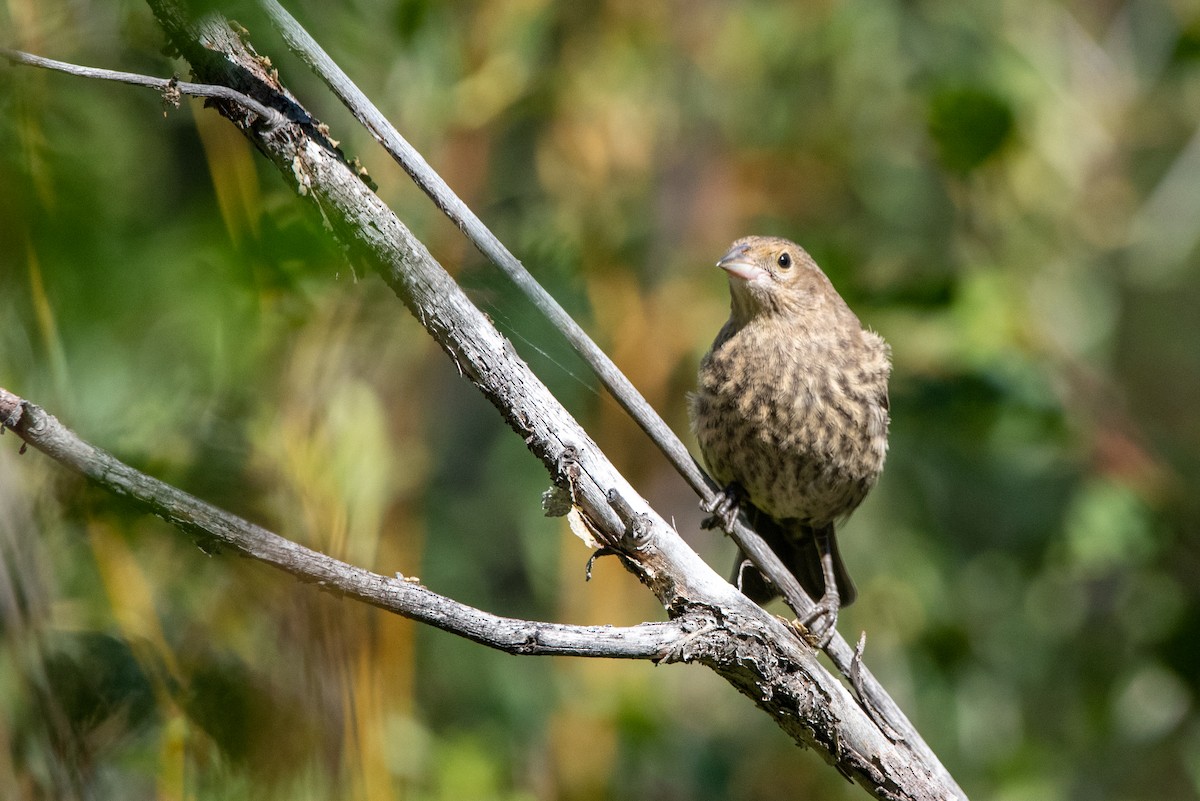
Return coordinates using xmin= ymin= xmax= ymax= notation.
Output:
xmin=0 ymin=47 xmax=286 ymax=128
xmin=256 ymin=0 xmax=830 ymax=631
xmin=0 ymin=387 xmax=687 ymax=660
xmin=256 ymin=2 xmax=701 ymax=486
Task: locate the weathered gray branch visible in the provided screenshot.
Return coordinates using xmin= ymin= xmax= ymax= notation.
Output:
xmin=0 ymin=388 xmax=689 ymax=660
xmin=2 ymin=7 xmax=968 ymax=799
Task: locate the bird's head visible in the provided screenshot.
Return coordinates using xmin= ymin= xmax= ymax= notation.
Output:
xmin=716 ymin=235 xmax=836 ymax=324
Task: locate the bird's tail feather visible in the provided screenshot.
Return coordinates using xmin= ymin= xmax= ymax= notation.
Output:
xmin=732 ymin=508 xmax=857 ymax=607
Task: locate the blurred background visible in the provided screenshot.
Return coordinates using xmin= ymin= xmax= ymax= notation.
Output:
xmin=2 ymin=0 xmax=1199 ymax=799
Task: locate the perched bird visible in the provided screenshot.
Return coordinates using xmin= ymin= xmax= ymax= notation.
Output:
xmin=689 ymin=236 xmax=891 ymax=638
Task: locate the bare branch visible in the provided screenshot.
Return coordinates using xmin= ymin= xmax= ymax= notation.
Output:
xmin=0 ymin=47 xmax=286 ymax=128
xmin=0 ymin=388 xmax=688 ymax=660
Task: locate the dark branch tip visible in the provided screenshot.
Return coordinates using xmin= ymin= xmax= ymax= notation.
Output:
xmin=585 ymin=547 xmax=617 ymax=581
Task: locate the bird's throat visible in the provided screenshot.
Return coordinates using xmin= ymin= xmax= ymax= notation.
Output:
xmin=728 ymin=281 xmax=761 ymax=327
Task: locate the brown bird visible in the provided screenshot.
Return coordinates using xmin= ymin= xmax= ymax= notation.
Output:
xmin=689 ymin=236 xmax=891 ymax=638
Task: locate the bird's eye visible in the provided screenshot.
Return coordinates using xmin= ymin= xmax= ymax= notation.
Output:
xmin=777 ymin=252 xmax=792 ymax=269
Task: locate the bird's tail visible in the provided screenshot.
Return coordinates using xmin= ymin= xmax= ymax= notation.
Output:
xmin=732 ymin=509 xmax=857 ymax=607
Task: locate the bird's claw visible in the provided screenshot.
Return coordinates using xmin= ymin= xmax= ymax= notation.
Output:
xmin=701 ymin=483 xmax=744 ymax=530
xmin=795 ymin=599 xmax=839 ymax=649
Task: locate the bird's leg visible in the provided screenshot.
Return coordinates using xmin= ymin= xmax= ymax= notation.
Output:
xmin=701 ymin=482 xmax=744 ymax=530
xmin=796 ymin=524 xmax=841 ymax=647
xmin=733 ymin=556 xmax=757 ymax=593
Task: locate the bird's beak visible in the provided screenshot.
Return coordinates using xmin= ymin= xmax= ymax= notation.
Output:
xmin=717 ymin=246 xmax=766 ymax=283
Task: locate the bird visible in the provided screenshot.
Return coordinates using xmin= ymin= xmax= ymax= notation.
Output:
xmin=689 ymin=236 xmax=891 ymax=640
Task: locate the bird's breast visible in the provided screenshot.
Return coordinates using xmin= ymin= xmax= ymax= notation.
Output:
xmin=691 ymin=322 xmax=889 ymax=524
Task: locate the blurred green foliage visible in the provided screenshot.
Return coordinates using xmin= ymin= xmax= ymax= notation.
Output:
xmin=2 ymin=0 xmax=1200 ymax=799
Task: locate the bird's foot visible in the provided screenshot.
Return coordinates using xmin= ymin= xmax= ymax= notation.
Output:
xmin=795 ymin=596 xmax=840 ymax=649
xmin=701 ymin=482 xmax=744 ymax=530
